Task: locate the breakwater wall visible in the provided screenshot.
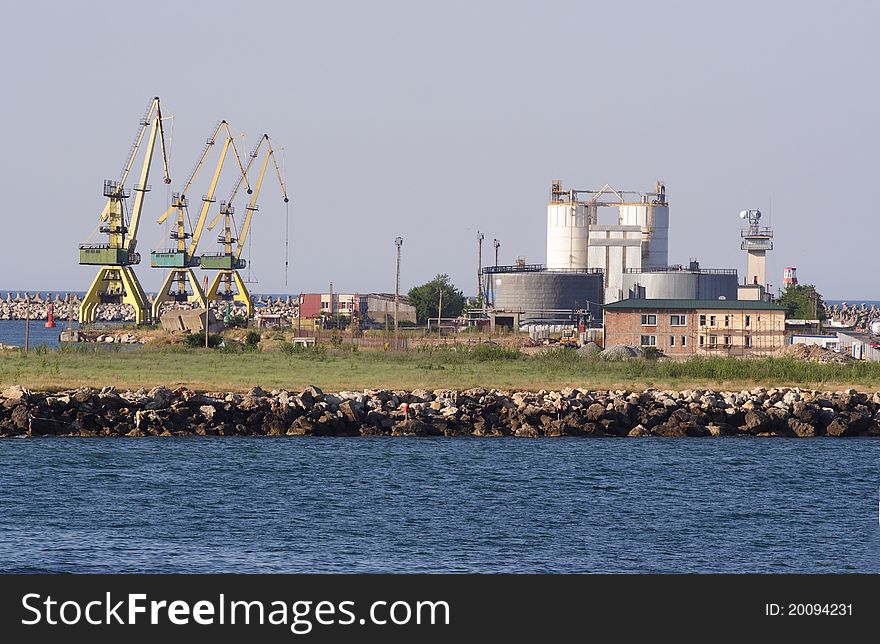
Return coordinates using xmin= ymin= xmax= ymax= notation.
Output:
xmin=2 ymin=384 xmax=878 ymax=438
xmin=0 ymin=293 xmax=299 ymax=322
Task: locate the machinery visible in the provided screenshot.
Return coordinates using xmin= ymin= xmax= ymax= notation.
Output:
xmin=79 ymin=97 xmax=171 ymax=325
xmin=150 ymin=121 xmax=248 ymax=320
xmin=201 ymin=134 xmax=288 ymax=317
xmin=559 ymin=328 xmax=579 ymax=348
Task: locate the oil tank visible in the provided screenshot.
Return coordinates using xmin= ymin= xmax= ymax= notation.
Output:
xmin=487 ymin=267 xmax=604 ymax=322
xmin=621 ymin=264 xmax=738 ymax=301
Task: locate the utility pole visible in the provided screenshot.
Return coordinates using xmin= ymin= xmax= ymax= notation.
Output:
xmin=477 ymin=231 xmax=484 ymax=307
xmin=297 ymin=293 xmax=302 ymax=337
xmin=24 ymin=293 xmax=30 ymax=353
xmin=493 ymin=238 xmax=500 ymax=266
xmin=437 ymin=288 xmax=443 ymax=340
xmin=394 ymin=237 xmax=403 ymax=350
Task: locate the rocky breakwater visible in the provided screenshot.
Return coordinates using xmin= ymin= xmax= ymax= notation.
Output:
xmin=1 ymin=384 xmax=879 ymax=438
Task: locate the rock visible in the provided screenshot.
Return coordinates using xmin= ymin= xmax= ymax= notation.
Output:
xmin=300 ymin=385 xmax=324 ymax=405
xmin=788 ymin=419 xmax=817 ymax=437
xmin=1 ymin=385 xmax=29 ymax=402
xmin=11 ymin=405 xmax=30 ymax=430
xmin=826 ymin=417 xmax=849 ymax=437
xmin=145 ymin=386 xmax=173 ymax=410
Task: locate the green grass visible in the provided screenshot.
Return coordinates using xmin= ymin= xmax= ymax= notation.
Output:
xmin=1 ymin=346 xmax=879 ymax=392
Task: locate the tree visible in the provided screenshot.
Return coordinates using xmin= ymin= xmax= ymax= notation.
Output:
xmin=407 ymin=274 xmax=465 ymax=324
xmin=776 ymin=284 xmax=825 ymax=320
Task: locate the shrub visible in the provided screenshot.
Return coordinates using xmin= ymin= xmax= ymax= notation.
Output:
xmin=245 ymin=330 xmax=262 ymax=347
xmin=184 ymin=332 xmax=222 ymax=348
xmin=469 ymin=343 xmax=521 ymax=361
xmin=278 ymin=341 xmax=328 ymax=360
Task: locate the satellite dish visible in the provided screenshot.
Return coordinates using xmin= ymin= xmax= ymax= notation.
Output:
xmin=739 ymin=211 xmax=748 ymax=219
xmin=753 ymin=210 xmax=761 ymax=219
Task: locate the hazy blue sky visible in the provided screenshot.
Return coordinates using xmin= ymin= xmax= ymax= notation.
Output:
xmin=1 ymin=0 xmax=877 ymax=299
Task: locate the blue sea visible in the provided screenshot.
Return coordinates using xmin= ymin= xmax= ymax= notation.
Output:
xmin=0 ymin=320 xmax=64 ymax=348
xmin=0 ymin=438 xmax=877 ymax=573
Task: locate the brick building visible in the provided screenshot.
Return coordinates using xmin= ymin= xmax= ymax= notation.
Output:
xmin=603 ymin=299 xmax=786 ymax=357
xmin=297 ymin=292 xmax=417 ymax=325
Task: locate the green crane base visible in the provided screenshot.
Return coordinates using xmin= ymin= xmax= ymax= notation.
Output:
xmin=205 ymin=270 xmax=253 ymax=318
xmin=152 ymin=268 xmax=207 ymax=320
xmin=80 ymin=265 xmax=151 ymax=325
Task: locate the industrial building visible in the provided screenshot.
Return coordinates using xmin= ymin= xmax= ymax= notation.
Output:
xmin=546 ymin=180 xmax=669 ymax=303
xmin=298 ymin=292 xmax=417 ymax=326
xmin=603 ymin=299 xmax=786 ymax=357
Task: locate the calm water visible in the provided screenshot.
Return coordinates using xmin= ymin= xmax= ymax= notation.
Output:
xmin=0 ymin=320 xmax=64 ymax=348
xmin=0 ymin=438 xmax=877 ymax=573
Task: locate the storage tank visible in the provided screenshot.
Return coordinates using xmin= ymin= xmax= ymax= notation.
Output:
xmin=618 ymin=182 xmax=669 ymax=268
xmin=621 ymin=264 xmax=738 ymax=301
xmin=546 ymin=203 xmax=596 ymax=270
xmin=487 ymin=267 xmax=604 ymax=323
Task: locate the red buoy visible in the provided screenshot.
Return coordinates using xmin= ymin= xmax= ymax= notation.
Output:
xmin=45 ymin=302 xmax=56 ymax=328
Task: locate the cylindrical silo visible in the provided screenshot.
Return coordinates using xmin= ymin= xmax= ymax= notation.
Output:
xmin=546 ymin=203 xmax=596 ymax=270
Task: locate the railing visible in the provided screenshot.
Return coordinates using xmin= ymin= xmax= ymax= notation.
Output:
xmin=624 ymin=266 xmax=737 ymax=275
xmin=482 ymin=264 xmax=603 ymax=275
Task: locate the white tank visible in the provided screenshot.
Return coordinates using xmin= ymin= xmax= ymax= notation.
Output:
xmin=546 ymin=203 xmax=595 ymax=270
xmin=871 ymin=321 xmax=880 ymax=336
xmin=618 ymin=202 xmax=669 ymax=268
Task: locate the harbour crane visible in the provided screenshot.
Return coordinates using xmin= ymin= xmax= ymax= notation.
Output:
xmin=201 ymin=134 xmax=288 ymax=317
xmin=79 ymin=97 xmax=171 ymax=325
xmin=150 ymin=121 xmax=249 ymax=320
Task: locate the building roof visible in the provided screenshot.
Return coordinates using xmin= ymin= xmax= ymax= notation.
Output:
xmin=603 ymin=298 xmax=785 ymax=311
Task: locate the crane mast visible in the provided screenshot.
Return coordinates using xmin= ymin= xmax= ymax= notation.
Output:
xmin=79 ymin=97 xmax=171 ymax=326
xmin=150 ymin=120 xmax=248 ymax=320
xmin=202 ymin=134 xmax=289 ymax=318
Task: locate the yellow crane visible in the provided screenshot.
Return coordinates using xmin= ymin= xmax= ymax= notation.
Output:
xmin=201 ymin=134 xmax=288 ymax=317
xmin=79 ymin=97 xmax=171 ymax=325
xmin=150 ymin=121 xmax=249 ymax=321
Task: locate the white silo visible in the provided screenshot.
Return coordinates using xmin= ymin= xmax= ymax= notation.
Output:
xmin=546 ymin=180 xmax=597 ymax=270
xmin=618 ymin=182 xmax=669 ymax=268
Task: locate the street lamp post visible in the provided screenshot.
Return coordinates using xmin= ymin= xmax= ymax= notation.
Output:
xmin=477 ymin=231 xmax=485 ymax=307
xmin=394 ymin=236 xmax=403 ymax=350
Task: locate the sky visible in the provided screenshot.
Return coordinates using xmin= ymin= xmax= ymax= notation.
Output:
xmin=0 ymin=0 xmax=877 ymax=299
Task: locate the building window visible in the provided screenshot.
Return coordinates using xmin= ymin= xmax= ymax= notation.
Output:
xmin=699 ymin=335 xmax=705 ymax=347
xmin=640 ymin=335 xmax=657 ymax=347
xmin=681 ymin=336 xmax=687 ymax=347
xmin=745 ymin=335 xmax=752 ymax=348
xmin=699 ymin=314 xmax=706 ymax=326
xmin=669 ymin=335 xmax=676 ymax=347
xmin=724 ymin=315 xmax=731 ymax=327
xmin=321 ymin=301 xmax=329 ymax=309
xmin=723 ymin=335 xmax=731 ymax=347
xmin=641 ymin=314 xmax=657 ymax=326
xmin=670 ymin=314 xmax=687 ymax=326
xmin=709 ymin=315 xmax=717 ymax=326
xmin=745 ymin=315 xmax=751 ymax=328
xmin=709 ymin=334 xmax=718 ymax=347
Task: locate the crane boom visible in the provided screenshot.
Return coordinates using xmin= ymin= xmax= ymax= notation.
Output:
xmin=235 ymin=137 xmax=289 ymax=260
xmin=187 ymin=136 xmax=233 ymax=257
xmin=127 ymin=101 xmax=171 ymax=252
